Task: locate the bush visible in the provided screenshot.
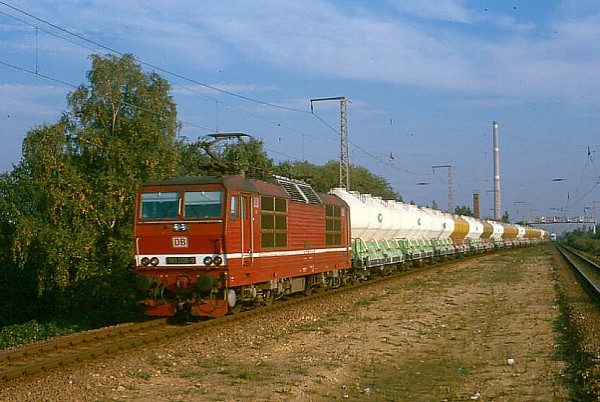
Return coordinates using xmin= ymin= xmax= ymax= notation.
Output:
xmin=0 ymin=320 xmax=81 ymax=349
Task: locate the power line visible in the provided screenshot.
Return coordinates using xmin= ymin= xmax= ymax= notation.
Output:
xmin=0 ymin=58 xmax=76 ymax=89
xmin=0 ymin=0 xmax=308 ymax=114
xmin=0 ymin=58 xmax=214 ymax=132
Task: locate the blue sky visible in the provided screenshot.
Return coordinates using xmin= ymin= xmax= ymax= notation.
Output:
xmin=1 ymin=0 xmax=599 ymax=223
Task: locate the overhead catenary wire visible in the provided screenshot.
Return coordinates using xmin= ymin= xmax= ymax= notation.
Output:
xmin=0 ymin=58 xmax=214 ymax=132
xmin=0 ymin=1 xmax=308 ymax=114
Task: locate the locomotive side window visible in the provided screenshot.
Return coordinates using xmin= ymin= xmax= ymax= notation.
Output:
xmin=230 ymin=196 xmax=238 ymax=221
xmin=184 ymin=191 xmax=223 ymax=218
xmin=141 ymin=192 xmax=179 ymax=219
xmin=326 ymin=205 xmax=342 ymax=245
xmin=260 ymin=196 xmax=287 ymax=248
xmin=241 ymin=196 xmax=248 ymax=220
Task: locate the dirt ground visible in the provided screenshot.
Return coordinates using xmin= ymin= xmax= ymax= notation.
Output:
xmin=1 ymin=246 xmax=570 ymax=401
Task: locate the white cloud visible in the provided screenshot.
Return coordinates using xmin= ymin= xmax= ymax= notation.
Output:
xmin=0 ymin=84 xmax=67 ymax=116
xmin=388 ymin=0 xmax=475 ymax=23
xmin=4 ymin=0 xmax=600 ymax=106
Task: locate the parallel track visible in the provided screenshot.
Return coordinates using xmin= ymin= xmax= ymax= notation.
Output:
xmin=556 ymin=243 xmax=600 ymax=297
xmin=0 ymin=250 xmax=506 ymax=383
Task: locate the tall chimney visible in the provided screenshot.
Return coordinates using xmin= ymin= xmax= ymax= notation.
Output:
xmin=493 ymin=121 xmax=502 ymax=220
xmin=473 ymin=193 xmax=480 ymax=219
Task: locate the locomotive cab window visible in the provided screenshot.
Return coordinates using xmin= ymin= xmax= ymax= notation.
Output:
xmin=184 ymin=191 xmax=223 ymax=218
xmin=141 ymin=192 xmax=180 ymax=219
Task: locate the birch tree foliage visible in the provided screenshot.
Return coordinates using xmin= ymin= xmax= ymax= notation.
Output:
xmin=1 ymin=54 xmax=181 ymax=321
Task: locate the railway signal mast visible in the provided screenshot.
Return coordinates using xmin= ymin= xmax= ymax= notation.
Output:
xmin=310 ymin=97 xmax=350 ymax=190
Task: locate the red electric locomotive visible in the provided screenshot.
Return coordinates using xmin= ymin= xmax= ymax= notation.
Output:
xmin=134 ymin=175 xmax=351 ymax=318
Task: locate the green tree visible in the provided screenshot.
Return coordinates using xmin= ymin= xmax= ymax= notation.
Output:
xmin=454 ymin=205 xmax=473 ymax=216
xmin=349 ymin=164 xmax=400 ymax=200
xmin=1 ymin=54 xmax=180 ymax=324
xmin=274 ymin=160 xmax=401 ymax=200
xmin=181 ymin=135 xmax=274 ymax=179
xmin=221 ymin=137 xmax=274 ymax=178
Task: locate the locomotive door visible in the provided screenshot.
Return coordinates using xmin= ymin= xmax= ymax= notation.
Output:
xmin=240 ymin=194 xmax=253 ymax=266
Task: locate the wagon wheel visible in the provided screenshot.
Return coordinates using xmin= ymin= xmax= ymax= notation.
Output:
xmin=304 ymin=286 xmax=313 ymax=296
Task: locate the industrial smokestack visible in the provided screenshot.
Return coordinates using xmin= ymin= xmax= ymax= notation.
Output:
xmin=493 ymin=121 xmax=502 ymax=220
xmin=473 ymin=193 xmax=480 ymax=219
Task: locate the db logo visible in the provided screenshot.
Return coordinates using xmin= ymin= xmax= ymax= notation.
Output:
xmin=172 ymin=237 xmax=188 ymax=248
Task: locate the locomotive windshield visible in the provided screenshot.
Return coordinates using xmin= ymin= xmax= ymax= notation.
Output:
xmin=140 ymin=190 xmax=223 ymax=219
xmin=184 ymin=191 xmax=222 ymax=218
xmin=141 ymin=192 xmax=179 ymax=219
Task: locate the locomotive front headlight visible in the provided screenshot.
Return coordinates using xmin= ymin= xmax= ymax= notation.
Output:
xmin=213 ymin=256 xmax=223 ymax=266
xmin=141 ymin=257 xmax=150 ymax=266
xmin=150 ymin=257 xmax=159 ymax=266
xmin=203 ymin=256 xmax=213 ymax=266
xmin=173 ymin=223 xmax=188 ymax=232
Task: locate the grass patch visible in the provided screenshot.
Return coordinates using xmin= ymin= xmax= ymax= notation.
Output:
xmin=0 ymin=319 xmax=85 ymax=349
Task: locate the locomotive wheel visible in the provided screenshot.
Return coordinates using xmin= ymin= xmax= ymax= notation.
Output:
xmin=262 ymin=290 xmax=275 ymax=306
xmin=229 ymin=302 xmax=242 ymax=314
xmin=168 ymin=309 xmax=190 ymax=324
xmin=227 ymin=289 xmax=242 ymax=314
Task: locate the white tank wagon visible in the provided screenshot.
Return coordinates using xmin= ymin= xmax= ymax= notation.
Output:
xmin=421 ymin=207 xmax=455 ymax=256
xmin=463 ymin=216 xmax=485 ymax=251
xmin=387 ymin=201 xmax=420 ymax=261
xmin=398 ymin=204 xmax=433 ymax=260
xmin=515 ymin=224 xmax=527 ymax=245
xmin=489 ymin=220 xmax=505 ymax=247
xmin=329 ymin=189 xmax=404 ymax=270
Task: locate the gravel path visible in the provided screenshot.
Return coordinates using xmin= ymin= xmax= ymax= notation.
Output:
xmin=0 ymin=246 xmax=577 ymax=400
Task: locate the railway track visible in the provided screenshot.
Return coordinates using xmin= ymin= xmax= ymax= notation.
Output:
xmin=0 ymin=251 xmax=499 ymax=383
xmin=0 ymin=319 xmax=169 ymax=381
xmin=556 ymin=243 xmax=600 ymax=298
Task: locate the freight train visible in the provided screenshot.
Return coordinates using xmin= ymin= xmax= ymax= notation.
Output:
xmin=134 ymin=174 xmax=547 ymax=318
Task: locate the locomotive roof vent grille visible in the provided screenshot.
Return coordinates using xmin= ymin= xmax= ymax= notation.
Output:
xmin=274 ymin=176 xmax=322 ymax=205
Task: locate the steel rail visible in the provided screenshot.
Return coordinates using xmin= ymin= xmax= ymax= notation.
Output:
xmin=556 ymin=244 xmax=600 ymax=297
xmin=0 ymin=319 xmax=170 ymax=381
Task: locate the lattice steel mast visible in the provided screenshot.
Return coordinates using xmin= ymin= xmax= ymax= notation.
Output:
xmin=432 ymin=165 xmax=454 ymax=213
xmin=310 ymin=97 xmax=349 ymax=190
